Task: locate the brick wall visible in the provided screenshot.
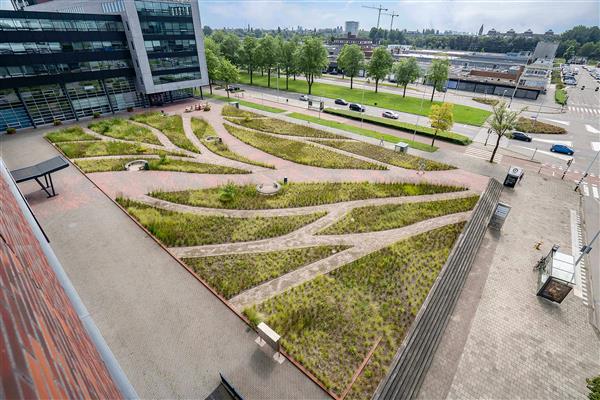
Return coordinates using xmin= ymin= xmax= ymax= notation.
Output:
xmin=0 ymin=174 xmax=123 ymax=399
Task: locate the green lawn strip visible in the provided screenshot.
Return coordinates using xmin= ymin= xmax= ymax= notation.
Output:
xmin=246 ymin=222 xmax=466 ymax=396
xmin=239 ymin=73 xmax=491 ymax=126
xmin=183 ymin=245 xmax=349 ymax=299
xmin=116 ymin=198 xmax=327 ymax=247
xmin=130 ymin=112 xmax=200 ymax=153
xmin=319 ymin=195 xmax=479 ymax=235
xmin=323 ymin=108 xmax=472 ymax=146
xmin=224 ymin=124 xmax=386 ymax=170
xmin=56 ymin=141 xmax=185 ymax=158
xmin=191 ymin=117 xmax=274 ymax=169
xmin=222 ymin=107 xmax=344 ymax=139
xmin=74 ymin=157 xmax=249 ymax=174
xmin=151 ymin=181 xmax=466 ymax=210
xmin=555 ymin=88 xmax=568 ymax=105
xmin=515 ymin=117 xmax=566 ymax=134
xmin=206 ymin=93 xmax=286 ymax=113
xmin=311 ymin=140 xmax=453 ymax=171
xmin=288 ymin=112 xmax=436 ymax=152
xmin=45 ymin=127 xmax=99 ymax=143
xmin=88 ymin=118 xmax=161 ymax=145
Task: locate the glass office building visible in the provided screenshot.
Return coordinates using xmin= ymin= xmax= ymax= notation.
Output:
xmin=0 ymin=0 xmax=209 ymax=132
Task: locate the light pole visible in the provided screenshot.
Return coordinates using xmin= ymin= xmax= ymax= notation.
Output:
xmin=575 ymin=149 xmax=600 ymax=192
xmin=574 ymin=229 xmax=600 ymax=268
xmin=413 ymin=86 xmax=427 ymax=142
xmin=361 ymin=81 xmax=366 ymax=127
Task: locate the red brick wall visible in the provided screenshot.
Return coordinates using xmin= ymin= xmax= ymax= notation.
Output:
xmin=0 ymin=174 xmax=123 ymax=399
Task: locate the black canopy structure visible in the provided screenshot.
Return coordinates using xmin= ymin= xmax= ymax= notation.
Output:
xmin=10 ymin=156 xmax=69 ymax=198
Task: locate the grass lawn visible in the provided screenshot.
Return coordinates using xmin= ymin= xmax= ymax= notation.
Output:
xmin=116 ymin=198 xmax=326 ymax=246
xmin=56 ymin=141 xmax=183 ymax=158
xmin=206 ymin=93 xmax=287 ymax=113
xmin=151 ymin=181 xmax=466 ymax=210
xmin=515 ymin=117 xmax=566 ymax=134
xmin=184 ymin=245 xmax=349 ymax=299
xmin=239 ymin=73 xmax=491 ymax=126
xmin=555 ymin=88 xmax=568 ymax=105
xmin=88 ymin=118 xmax=161 ymax=145
xmin=130 ymin=112 xmax=199 ymax=152
xmin=323 ymin=108 xmax=472 ymax=146
xmin=191 ymin=118 xmax=274 ymax=169
xmin=224 ymin=124 xmax=386 ymax=170
xmin=74 ymin=156 xmax=249 ymax=174
xmin=246 ymin=222 xmax=466 ymax=397
xmin=45 ymin=127 xmax=99 ymax=143
xmin=288 ymin=112 xmax=436 ymax=152
xmin=312 ymin=140 xmax=453 ymax=171
xmin=222 ymin=106 xmax=344 ymax=139
xmin=319 ymin=195 xmax=479 ymax=234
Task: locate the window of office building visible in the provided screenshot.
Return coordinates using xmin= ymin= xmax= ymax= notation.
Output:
xmin=0 ymin=17 xmax=123 ymax=32
xmin=19 ymin=84 xmax=75 ymax=125
xmin=0 ymin=40 xmax=128 ymax=54
xmin=144 ymin=39 xmax=196 ymax=54
xmin=152 ymin=71 xmax=201 ymax=85
xmin=135 ymin=1 xmax=192 ymax=17
xmin=66 ymin=80 xmax=111 ymax=118
xmin=104 ymin=77 xmax=144 ymax=110
xmin=0 ymin=89 xmax=32 ymax=131
xmin=140 ymin=20 xmax=194 ymax=35
xmin=148 ymin=56 xmax=199 ymax=72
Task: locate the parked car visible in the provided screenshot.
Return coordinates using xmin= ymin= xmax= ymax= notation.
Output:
xmin=382 ymin=110 xmax=399 ymax=119
xmin=226 ymin=85 xmax=241 ymax=92
xmin=299 ymin=94 xmax=309 ymax=101
xmin=349 ymin=103 xmax=366 ymax=112
xmin=595 ymin=87 xmax=599 ymax=92
xmin=511 ymin=131 xmax=532 ymax=142
xmin=550 ymin=144 xmax=574 ymax=155
xmin=334 ymin=98 xmax=348 ymax=105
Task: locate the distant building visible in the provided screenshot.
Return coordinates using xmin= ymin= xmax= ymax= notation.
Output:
xmin=478 ymin=24 xmax=484 ymax=36
xmin=506 ymin=28 xmax=516 ymax=36
xmin=345 ymin=21 xmax=359 ymax=37
xmin=487 ymin=28 xmax=498 ymax=36
xmin=10 ymin=0 xmax=52 ymax=9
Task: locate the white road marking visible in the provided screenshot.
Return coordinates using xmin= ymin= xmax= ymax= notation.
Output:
xmin=583 ymin=183 xmax=590 ymax=196
xmin=532 ymin=138 xmax=572 ymax=146
xmin=533 ymin=149 xmax=573 ymax=161
xmin=592 ymin=142 xmax=600 ymax=151
xmin=593 ymin=186 xmax=599 ymax=199
xmin=544 ymin=118 xmax=570 ymax=126
xmin=586 ymin=125 xmax=600 ymax=134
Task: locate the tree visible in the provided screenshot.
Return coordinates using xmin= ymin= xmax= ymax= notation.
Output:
xmin=202 ymin=25 xmax=212 ymax=37
xmin=240 ymin=36 xmax=258 ymax=84
xmin=296 ymin=37 xmax=328 ymax=95
xmin=429 ymin=102 xmax=454 ymax=146
xmin=587 ymin=376 xmax=600 ymax=400
xmin=488 ymin=101 xmax=522 ymax=163
xmin=216 ymin=59 xmax=240 ymax=98
xmin=220 ymin=33 xmax=240 ymax=64
xmin=337 ymin=44 xmax=364 ymax=89
xmin=257 ymin=34 xmax=278 ymax=88
xmin=428 ymin=58 xmax=449 ymax=101
xmin=279 ymin=38 xmax=299 ymax=90
xmin=393 ymin=57 xmax=420 ymax=97
xmin=204 ymin=37 xmax=221 ymax=95
xmin=367 ymin=47 xmax=394 ymax=93
xmin=563 ymin=45 xmax=577 ymax=62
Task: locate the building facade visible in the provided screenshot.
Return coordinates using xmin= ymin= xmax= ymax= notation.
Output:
xmin=0 ymin=0 xmax=208 ymax=132
xmin=344 ymin=20 xmax=359 ymax=36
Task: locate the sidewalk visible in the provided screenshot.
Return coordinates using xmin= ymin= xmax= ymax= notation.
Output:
xmin=0 ymin=128 xmax=328 ymax=400
xmin=417 ymin=171 xmax=600 ymax=399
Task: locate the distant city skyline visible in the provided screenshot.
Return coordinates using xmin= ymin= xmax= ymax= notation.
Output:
xmin=198 ymin=0 xmax=599 ymax=35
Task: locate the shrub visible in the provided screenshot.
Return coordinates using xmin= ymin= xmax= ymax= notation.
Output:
xmin=515 ymin=117 xmax=566 ymax=134
xmin=203 ymin=104 xmax=211 ymax=111
xmin=53 ymin=119 xmax=62 ymax=126
xmin=6 ymin=127 xmax=16 ymax=134
xmin=45 ymin=127 xmax=98 ymax=143
xmin=127 ymin=106 xmax=134 ymax=112
xmin=218 ymin=182 xmax=237 ymax=203
xmin=93 ymin=112 xmax=101 ymax=119
xmin=244 ymin=307 xmax=263 ymax=327
xmin=472 ymin=97 xmax=499 ymax=106
xmin=555 ymin=88 xmax=568 ymax=105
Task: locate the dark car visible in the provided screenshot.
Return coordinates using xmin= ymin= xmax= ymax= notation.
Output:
xmin=511 ymin=131 xmax=532 ymax=142
xmin=550 ymin=144 xmax=574 ymax=155
xmin=335 ymin=98 xmax=348 ymax=105
xmin=349 ymin=103 xmax=366 ymax=112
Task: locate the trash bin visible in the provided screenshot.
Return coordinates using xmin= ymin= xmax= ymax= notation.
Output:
xmin=503 ymin=166 xmax=523 ymax=188
xmin=394 ymin=142 xmax=409 ymax=153
xmin=229 ymin=101 xmax=239 ymax=109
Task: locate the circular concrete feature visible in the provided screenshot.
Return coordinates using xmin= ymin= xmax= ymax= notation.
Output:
xmin=124 ymin=160 xmax=149 ymax=171
xmin=256 ymin=181 xmax=281 ymax=195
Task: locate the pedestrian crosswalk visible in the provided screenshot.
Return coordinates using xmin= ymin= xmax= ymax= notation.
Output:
xmin=579 ymin=182 xmax=600 ymax=199
xmin=568 ymin=106 xmax=600 ymax=116
xmin=465 ymin=147 xmax=502 ymax=162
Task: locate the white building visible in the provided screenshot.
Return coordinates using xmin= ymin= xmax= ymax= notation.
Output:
xmin=345 ymin=21 xmax=359 ymax=36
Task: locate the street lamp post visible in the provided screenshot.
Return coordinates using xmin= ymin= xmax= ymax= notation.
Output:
xmin=574 ymin=229 xmax=600 ymax=268
xmin=575 ymin=149 xmax=600 ymax=192
xmin=413 ymin=86 xmax=427 ymax=142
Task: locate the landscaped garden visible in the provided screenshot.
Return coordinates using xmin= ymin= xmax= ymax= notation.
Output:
xmin=116 ymin=198 xmax=326 ymax=246
xmin=55 ymin=140 xmax=183 ymax=159
xmin=183 ymin=245 xmax=349 ymax=299
xmin=207 ymin=94 xmax=287 ymax=113
xmin=191 ymin=117 xmax=274 ymax=168
xmin=323 ymin=108 xmax=472 ymax=145
xmin=150 ymin=181 xmax=466 ymax=209
xmin=319 ymin=195 xmax=478 ymax=234
xmin=74 ymin=156 xmax=249 ymax=174
xmin=130 ymin=112 xmax=200 ymax=152
xmin=238 ymin=73 xmax=491 ymax=126
xmin=514 ymin=117 xmax=567 ymax=134
xmin=89 ymin=118 xmax=161 ymax=145
xmin=45 ymin=126 xmax=99 ymax=143
xmin=224 ymin=124 xmax=386 ymax=170
xmin=312 ymin=140 xmax=454 ymax=171
xmin=245 ymin=222 xmax=466 ymax=398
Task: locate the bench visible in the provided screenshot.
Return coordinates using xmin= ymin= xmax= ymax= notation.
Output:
xmin=10 ymin=156 xmax=69 ymax=198
xmin=256 ymin=322 xmax=285 ymax=363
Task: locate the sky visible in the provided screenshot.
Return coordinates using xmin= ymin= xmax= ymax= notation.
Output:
xmin=198 ymin=0 xmax=600 ymax=34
